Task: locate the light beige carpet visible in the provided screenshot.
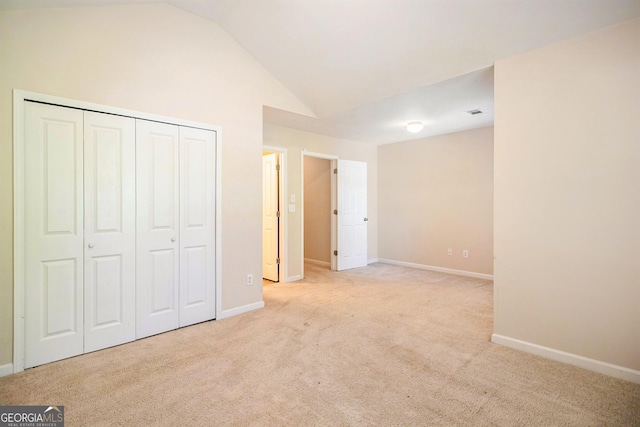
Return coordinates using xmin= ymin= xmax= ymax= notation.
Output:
xmin=1 ymin=263 xmax=639 ymax=426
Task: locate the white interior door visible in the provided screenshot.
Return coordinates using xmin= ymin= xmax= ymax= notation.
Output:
xmin=24 ymin=102 xmax=85 ymax=368
xmin=262 ymin=153 xmax=279 ymax=281
xmin=336 ymin=159 xmax=368 ymax=271
xmin=136 ymin=120 xmax=180 ymax=338
xmin=83 ymin=112 xmax=136 ymax=352
xmin=179 ymin=126 xmax=216 ymax=327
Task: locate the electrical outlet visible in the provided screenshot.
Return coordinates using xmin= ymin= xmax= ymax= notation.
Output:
xmin=447 ymin=248 xmax=452 ymax=256
xmin=247 ymin=274 xmax=253 ymax=286
xmin=462 ymin=250 xmax=469 ymax=258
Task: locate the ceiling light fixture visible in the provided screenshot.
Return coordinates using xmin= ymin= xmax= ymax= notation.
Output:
xmin=406 ymin=121 xmax=424 ymax=133
xmin=467 ymin=109 xmax=483 ymax=115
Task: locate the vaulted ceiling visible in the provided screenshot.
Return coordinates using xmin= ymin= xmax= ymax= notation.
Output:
xmin=2 ymin=0 xmax=639 ymax=144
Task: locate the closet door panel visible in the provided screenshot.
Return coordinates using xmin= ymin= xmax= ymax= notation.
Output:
xmin=179 ymin=127 xmax=216 ymax=327
xmin=83 ymin=112 xmax=136 ymax=352
xmin=136 ymin=120 xmax=180 ymax=338
xmin=24 ymin=102 xmax=84 ymax=368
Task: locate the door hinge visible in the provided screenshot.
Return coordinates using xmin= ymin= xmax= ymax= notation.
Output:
xmin=276 ymin=163 xmax=281 ymax=171
xmin=333 ymin=209 xmax=338 ymax=215
xmin=276 ymin=258 xmax=280 ymax=264
xmin=276 ymin=211 xmax=280 ymax=218
xmin=333 ymin=168 xmax=337 ymax=174
xmin=333 ymin=250 xmax=338 ymax=256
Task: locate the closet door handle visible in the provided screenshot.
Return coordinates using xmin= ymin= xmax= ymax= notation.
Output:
xmin=88 ymin=243 xmax=95 ymax=249
xmin=171 ymin=237 xmax=176 ymax=242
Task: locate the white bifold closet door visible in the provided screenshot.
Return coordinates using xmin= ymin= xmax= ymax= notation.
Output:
xmin=24 ymin=103 xmax=136 ymax=368
xmin=136 ymin=120 xmax=216 ymax=339
xmin=83 ymin=111 xmax=136 ymax=352
xmin=178 ymin=126 xmax=216 ymax=328
xmin=135 ymin=121 xmax=181 ymax=338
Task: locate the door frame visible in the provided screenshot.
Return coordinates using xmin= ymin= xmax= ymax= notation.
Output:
xmin=12 ymin=89 xmax=222 ymax=374
xmin=300 ymin=151 xmax=338 ymax=278
xmin=262 ymin=146 xmax=287 ymax=282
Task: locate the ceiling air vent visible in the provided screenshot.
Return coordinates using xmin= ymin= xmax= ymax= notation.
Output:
xmin=467 ymin=109 xmax=483 ymax=115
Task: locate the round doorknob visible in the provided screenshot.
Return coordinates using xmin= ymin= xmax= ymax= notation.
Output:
xmin=171 ymin=237 xmax=176 ymax=242
xmin=88 ymin=243 xmax=95 ymax=248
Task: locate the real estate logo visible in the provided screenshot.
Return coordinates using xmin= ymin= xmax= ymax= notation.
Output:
xmin=0 ymin=406 xmax=64 ymax=427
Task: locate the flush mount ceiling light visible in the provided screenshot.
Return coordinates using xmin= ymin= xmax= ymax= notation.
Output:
xmin=406 ymin=121 xmax=424 ymax=133
xmin=467 ymin=109 xmax=483 ymax=115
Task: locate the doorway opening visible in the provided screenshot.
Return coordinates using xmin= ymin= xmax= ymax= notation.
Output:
xmin=303 ymin=156 xmax=333 ymax=269
xmin=301 ymin=152 xmax=338 ymax=278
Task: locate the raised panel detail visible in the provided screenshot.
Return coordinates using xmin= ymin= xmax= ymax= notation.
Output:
xmin=44 ymin=120 xmax=78 ymax=235
xmin=184 ymin=138 xmax=207 ymax=229
xmin=151 ymin=249 xmax=176 ymax=314
xmin=184 ymin=246 xmax=206 ymax=307
xmin=91 ymin=255 xmax=123 ymax=328
xmin=94 ymin=128 xmax=122 ymax=233
xmin=43 ymin=259 xmax=77 ymax=338
xmin=152 ymin=135 xmax=177 ymax=230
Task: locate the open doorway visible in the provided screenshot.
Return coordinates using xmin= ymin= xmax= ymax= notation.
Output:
xmin=301 ymin=152 xmax=338 ymax=278
xmin=303 ymin=156 xmax=332 ymax=268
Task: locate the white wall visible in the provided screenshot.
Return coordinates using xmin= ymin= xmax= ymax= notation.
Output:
xmin=494 ymin=17 xmax=640 ymax=374
xmin=263 ymin=123 xmax=378 ymax=279
xmin=0 ymin=4 xmax=312 ymax=367
xmin=378 ymin=127 xmax=494 ymax=275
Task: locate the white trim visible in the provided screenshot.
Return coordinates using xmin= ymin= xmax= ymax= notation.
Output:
xmin=491 ymin=334 xmax=640 ymax=384
xmin=368 ymin=258 xmax=380 ymax=264
xmin=217 ymin=301 xmax=265 ymax=320
xmin=287 ymin=275 xmax=302 ymax=282
xmin=376 ymin=258 xmax=494 ymax=280
xmin=301 ymin=150 xmax=339 ymax=161
xmin=13 ymin=91 xmax=26 ymax=373
xmin=16 ymin=90 xmax=217 ymax=131
xmin=263 ymin=145 xmax=287 ymax=283
xmin=215 ymin=125 xmax=223 ymax=321
xmin=330 ymin=159 xmax=338 ymax=272
xmin=13 ymin=90 xmax=222 ymax=373
xmin=0 ymin=363 xmax=14 ymax=377
xmin=304 ymin=258 xmax=331 ymax=267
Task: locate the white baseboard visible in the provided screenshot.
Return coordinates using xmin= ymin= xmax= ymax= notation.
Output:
xmin=491 ymin=334 xmax=640 ymax=384
xmin=0 ymin=363 xmax=14 ymax=377
xmin=286 ymin=275 xmax=302 ymax=282
xmin=376 ymin=258 xmax=493 ymax=280
xmin=304 ymin=258 xmax=331 ymax=267
xmin=367 ymin=258 xmax=379 ymax=264
xmin=217 ymin=301 xmax=265 ymax=320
